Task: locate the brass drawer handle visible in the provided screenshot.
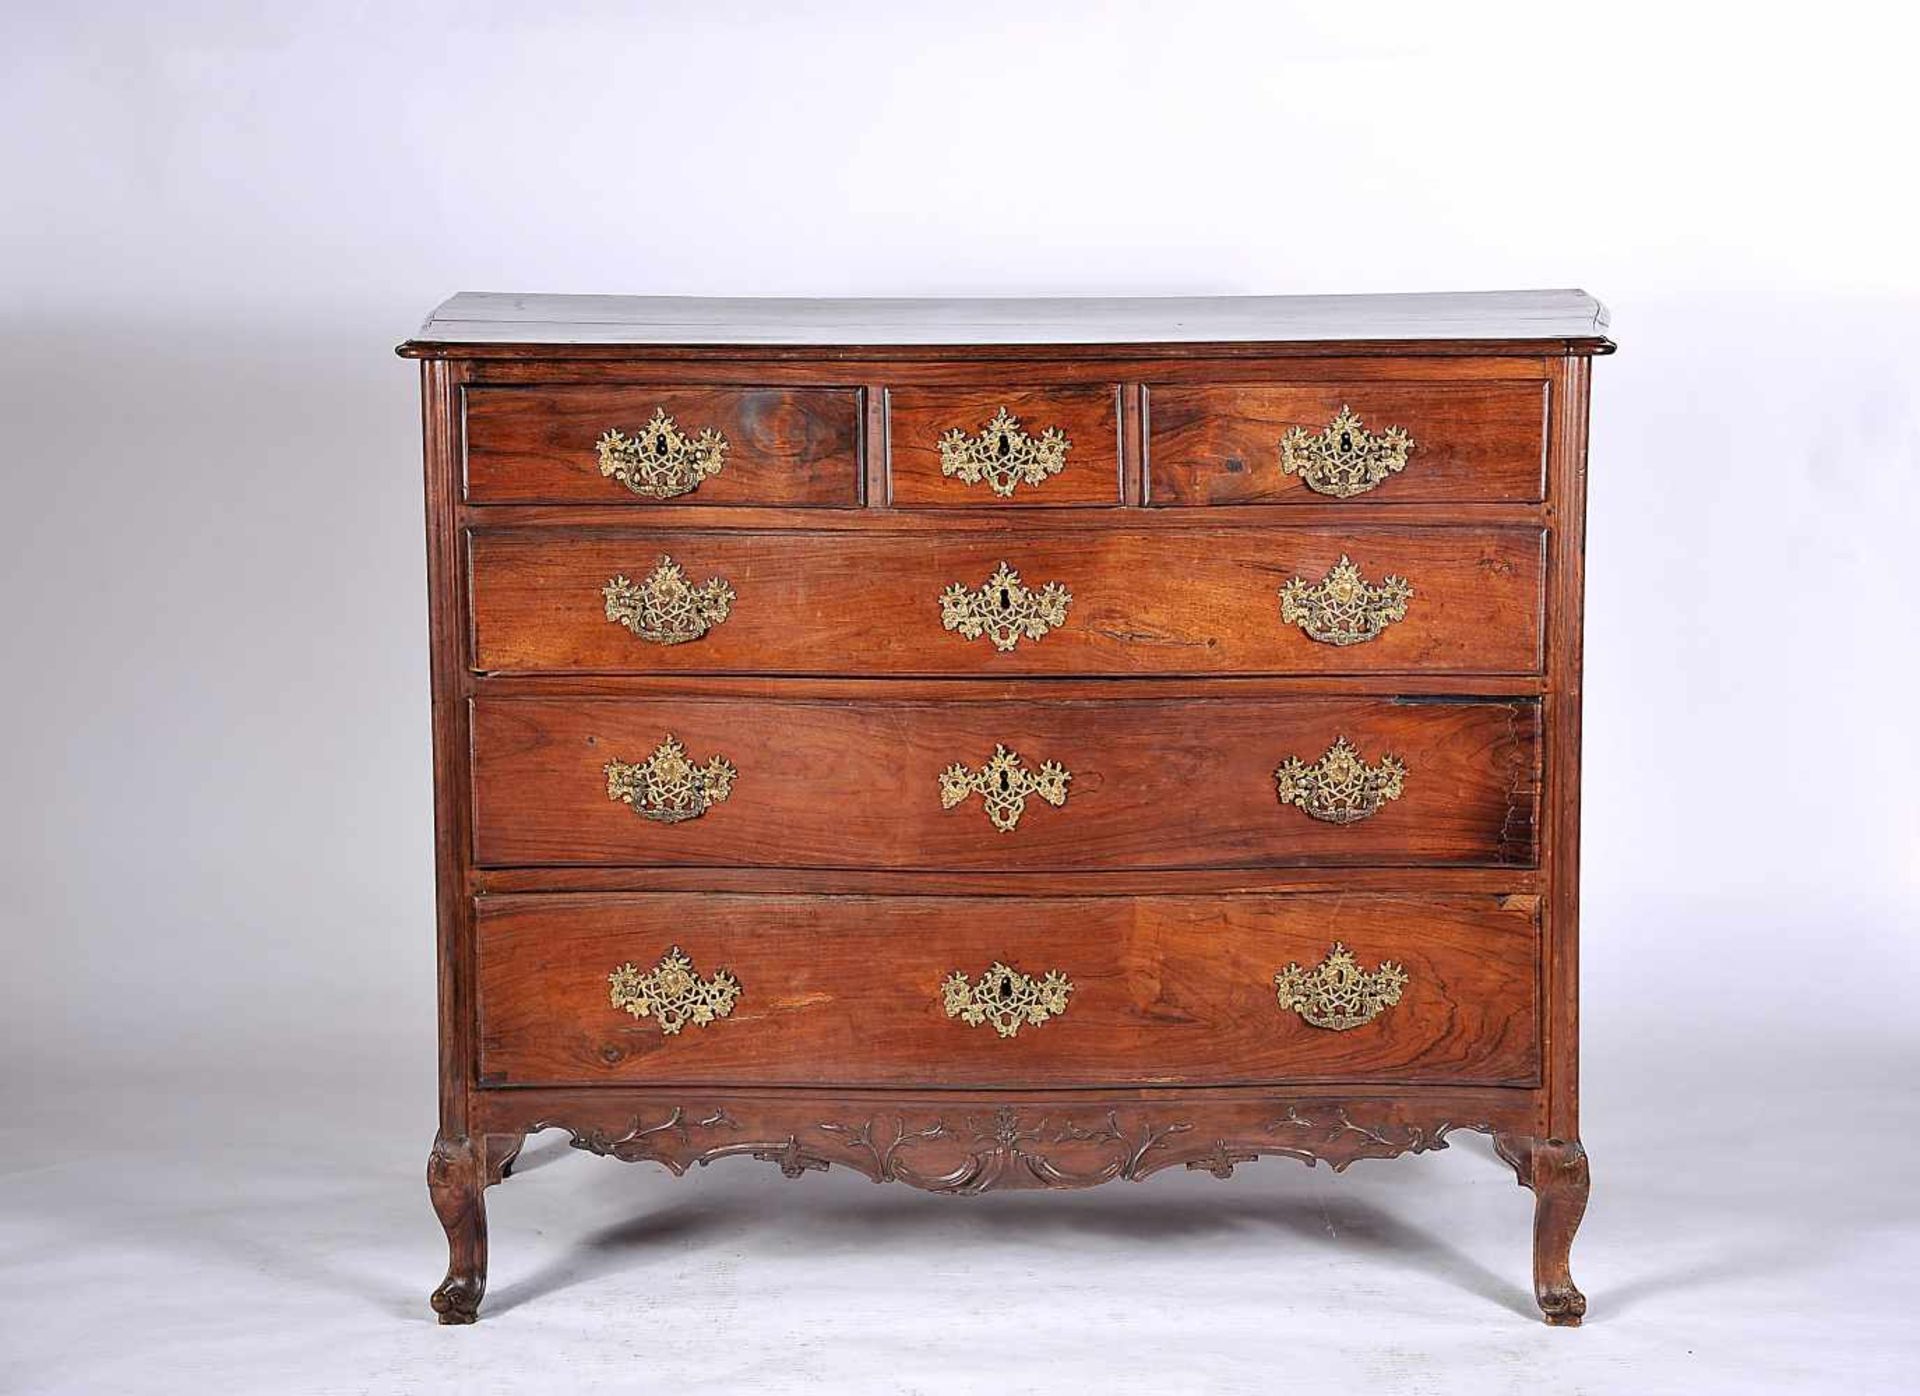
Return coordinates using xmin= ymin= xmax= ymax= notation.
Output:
xmin=938 ymin=407 xmax=1071 ymax=497
xmin=939 ymin=744 xmax=1071 ymax=832
xmin=604 ymin=556 xmax=735 ymax=645
xmin=605 ymin=736 xmax=736 ymax=823
xmin=942 ymin=961 xmax=1073 ymax=1038
xmin=1274 ymin=942 xmax=1408 ymax=1030
xmin=1279 ymin=554 xmax=1412 ymax=646
xmin=609 ymin=946 xmax=741 ymax=1034
xmin=595 ymin=407 xmax=728 ymax=498
xmin=1274 ymin=737 xmax=1405 ymax=824
xmin=1279 ymin=405 xmax=1414 ymax=498
xmin=939 ymin=561 xmax=1072 ymax=651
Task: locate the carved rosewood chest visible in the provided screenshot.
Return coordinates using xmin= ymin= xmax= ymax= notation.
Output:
xmin=400 ymin=290 xmax=1611 ymax=1324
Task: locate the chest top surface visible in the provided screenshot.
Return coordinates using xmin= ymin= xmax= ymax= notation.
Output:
xmin=398 ymin=289 xmax=1612 ymax=355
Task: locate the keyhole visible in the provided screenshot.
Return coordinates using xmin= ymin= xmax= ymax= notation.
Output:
xmin=995 ymin=977 xmax=1014 ymax=1002
xmin=994 ymin=431 xmax=1012 ymax=459
xmin=994 ymin=586 xmax=1013 ymax=612
xmin=1338 ymin=431 xmax=1353 ymax=451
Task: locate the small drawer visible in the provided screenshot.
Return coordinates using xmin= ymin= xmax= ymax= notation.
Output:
xmin=1146 ymin=381 xmax=1548 ymax=505
xmin=463 ymin=385 xmax=863 ymax=506
xmin=887 ymin=386 xmax=1121 ymax=506
xmin=474 ymin=891 xmax=1542 ymax=1088
xmin=469 ymin=694 xmax=1541 ymax=870
xmin=467 ymin=526 xmax=1545 ymax=676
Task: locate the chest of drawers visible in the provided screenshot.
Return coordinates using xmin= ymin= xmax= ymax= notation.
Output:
xmin=400 ymin=290 xmax=1611 ymax=1325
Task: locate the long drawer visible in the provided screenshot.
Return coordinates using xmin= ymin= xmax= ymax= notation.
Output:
xmin=469 ymin=695 xmax=1540 ymax=869
xmin=468 ymin=526 xmax=1545 ymax=676
xmin=474 ymin=892 xmax=1542 ymax=1088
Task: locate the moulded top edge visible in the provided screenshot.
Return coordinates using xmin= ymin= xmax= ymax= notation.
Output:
xmin=397 ymin=290 xmax=1614 ymax=358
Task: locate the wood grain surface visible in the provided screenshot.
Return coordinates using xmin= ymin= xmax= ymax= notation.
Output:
xmin=468 ymin=695 xmax=1541 ymax=869
xmin=468 ymin=525 xmax=1545 ymax=675
xmin=463 ymin=384 xmax=862 ymax=505
xmin=1146 ymin=381 xmax=1548 ymax=505
xmin=474 ymin=891 xmax=1542 ymax=1088
xmin=886 ymin=385 xmax=1121 ymax=506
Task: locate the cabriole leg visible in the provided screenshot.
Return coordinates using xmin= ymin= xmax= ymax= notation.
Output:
xmin=1495 ymin=1133 xmax=1591 ymax=1325
xmin=427 ymin=1133 xmax=487 ymax=1324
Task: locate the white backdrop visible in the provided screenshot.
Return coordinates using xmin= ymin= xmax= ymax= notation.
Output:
xmin=3 ymin=4 xmax=1917 ymax=1393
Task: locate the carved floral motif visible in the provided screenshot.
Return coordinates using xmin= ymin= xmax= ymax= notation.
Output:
xmin=1264 ymin=1105 xmax=1457 ymax=1172
xmin=552 ymin=1107 xmax=743 ymax=1165
xmin=818 ymin=1108 xmax=1192 ymax=1193
xmin=515 ymin=1101 xmax=1502 ymax=1192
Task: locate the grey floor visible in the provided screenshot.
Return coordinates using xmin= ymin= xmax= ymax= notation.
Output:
xmin=4 ymin=1038 xmax=1914 ymax=1395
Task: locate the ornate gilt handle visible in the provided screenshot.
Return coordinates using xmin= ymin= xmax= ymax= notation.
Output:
xmin=605 ymin=736 xmax=736 ymax=823
xmin=939 ymin=561 xmax=1072 ymax=651
xmin=596 ymin=407 xmax=728 ymax=498
xmin=938 ymin=407 xmax=1071 ymax=497
xmin=609 ymin=946 xmax=740 ymax=1034
xmin=942 ymin=961 xmax=1073 ymax=1038
xmin=1274 ymin=737 xmax=1405 ymax=824
xmin=1279 ymin=405 xmax=1414 ymax=498
xmin=939 ymin=744 xmax=1070 ymax=832
xmin=604 ymin=556 xmax=734 ymax=645
xmin=1280 ymin=554 xmax=1411 ymax=646
xmin=1274 ymin=943 xmax=1407 ymax=1030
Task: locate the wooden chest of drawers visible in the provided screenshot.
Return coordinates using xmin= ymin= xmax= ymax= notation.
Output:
xmin=400 ymin=290 xmax=1611 ymax=1325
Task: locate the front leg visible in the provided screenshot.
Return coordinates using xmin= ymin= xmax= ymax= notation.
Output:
xmin=1495 ymin=1133 xmax=1591 ymax=1325
xmin=427 ymin=1133 xmax=487 ymax=1324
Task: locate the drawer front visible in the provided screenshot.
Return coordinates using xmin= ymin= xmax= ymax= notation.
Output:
xmin=1146 ymin=382 xmax=1547 ymax=505
xmin=474 ymin=892 xmax=1541 ymax=1088
xmin=888 ymin=386 xmax=1121 ymax=506
xmin=470 ymin=696 xmax=1539 ymax=869
xmin=470 ymin=527 xmax=1545 ymax=675
xmin=463 ymin=385 xmax=863 ymax=505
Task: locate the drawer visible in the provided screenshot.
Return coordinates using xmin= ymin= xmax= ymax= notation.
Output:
xmin=470 ymin=695 xmax=1539 ymax=869
xmin=474 ymin=892 xmax=1542 ymax=1088
xmin=469 ymin=526 xmax=1545 ymax=675
xmin=887 ymin=386 xmax=1121 ymax=506
xmin=463 ymin=385 xmax=863 ymax=505
xmin=1146 ymin=381 xmax=1548 ymax=505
